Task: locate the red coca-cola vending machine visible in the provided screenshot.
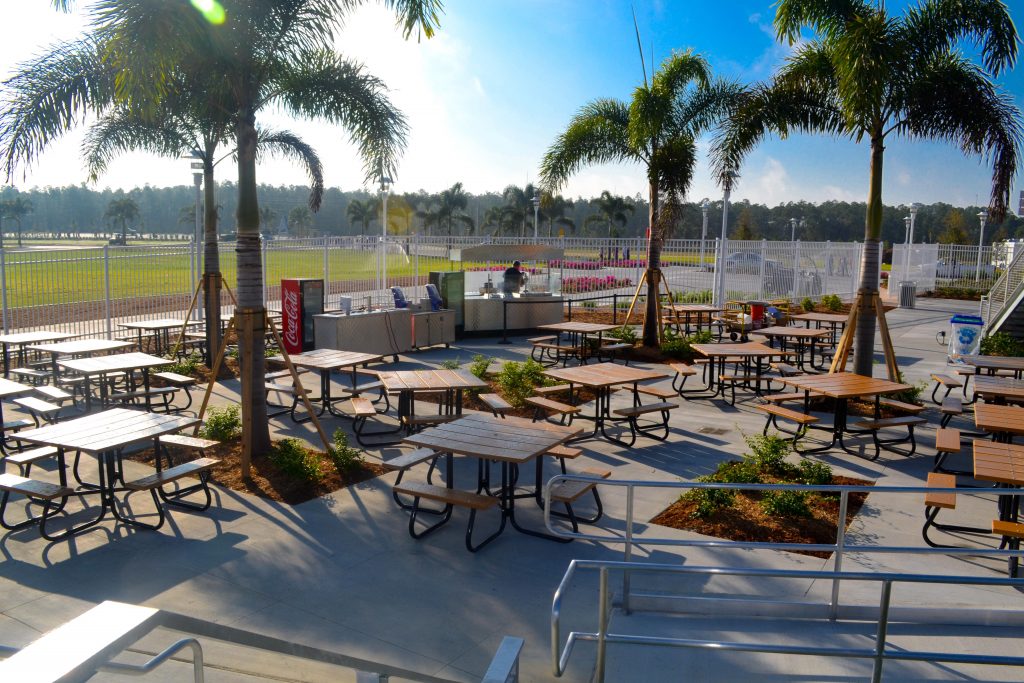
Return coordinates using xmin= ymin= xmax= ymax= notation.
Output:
xmin=280 ymin=278 xmax=324 ymax=354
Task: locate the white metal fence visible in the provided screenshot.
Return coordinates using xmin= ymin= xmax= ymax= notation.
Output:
xmin=891 ymin=243 xmax=1001 ymax=293
xmin=0 ymin=236 xmax=870 ymax=338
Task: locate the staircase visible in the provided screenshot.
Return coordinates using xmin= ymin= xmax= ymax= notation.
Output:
xmin=982 ymin=245 xmax=1024 ymax=338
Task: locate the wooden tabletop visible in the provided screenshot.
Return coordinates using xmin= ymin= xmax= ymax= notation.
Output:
xmin=16 ymin=408 xmax=198 ymax=454
xmin=268 ymin=348 xmax=383 ymax=371
xmin=791 ymin=312 xmax=849 ymax=324
xmin=28 ymin=339 xmax=133 ymax=356
xmin=974 ymin=403 xmax=1024 ymax=436
xmin=377 ymin=369 xmax=487 ymax=392
xmin=118 ymin=319 xmax=199 ymax=331
xmin=973 ymin=440 xmax=1024 ymax=486
xmin=691 ymin=342 xmax=794 ymax=359
xmin=751 ymin=326 xmax=830 ymax=340
xmin=664 ymin=304 xmax=723 ymax=313
xmin=973 ymin=376 xmax=1024 ymax=402
xmin=402 ymin=412 xmax=580 ymax=463
xmin=58 ymin=352 xmax=173 ymax=375
xmin=538 ymin=322 xmax=617 ymax=334
xmin=0 ymin=331 xmax=75 ymax=345
xmin=779 ymin=372 xmax=911 ymax=399
xmin=545 ymin=363 xmax=667 ymax=388
xmin=961 ymin=355 xmax=1024 ymax=372
xmin=0 ymin=377 xmax=33 ymax=399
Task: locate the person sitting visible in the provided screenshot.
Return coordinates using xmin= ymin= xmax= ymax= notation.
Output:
xmin=503 ymin=260 xmax=525 ymax=295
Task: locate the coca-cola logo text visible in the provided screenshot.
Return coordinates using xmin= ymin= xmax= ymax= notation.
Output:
xmin=283 ymin=288 xmax=300 ymax=349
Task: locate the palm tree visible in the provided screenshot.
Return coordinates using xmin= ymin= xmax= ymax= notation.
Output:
xmin=481 ymin=205 xmax=512 ymax=236
xmin=288 ymin=206 xmax=314 ymax=237
xmin=585 ymin=191 xmax=634 ymax=238
xmin=104 ymin=196 xmax=139 ymax=242
xmin=542 ymin=50 xmax=739 ymax=346
xmin=501 ymin=183 xmax=540 ymax=238
xmin=259 ymin=206 xmax=278 ymax=235
xmin=714 ymin=0 xmax=1022 ymax=376
xmin=0 ymin=197 xmax=34 ymax=247
xmin=347 ymin=199 xmax=377 ymax=235
xmin=86 ymin=0 xmax=441 ymax=460
xmin=542 ymin=193 xmax=575 ymax=237
xmin=424 ymin=182 xmax=473 ymax=237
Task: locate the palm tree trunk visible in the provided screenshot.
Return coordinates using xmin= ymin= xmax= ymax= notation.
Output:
xmin=234 ymin=107 xmax=270 ymax=471
xmin=642 ymin=179 xmax=661 ymax=347
xmin=202 ymin=156 xmax=222 ymax=369
xmin=853 ymin=136 xmax=885 ymax=377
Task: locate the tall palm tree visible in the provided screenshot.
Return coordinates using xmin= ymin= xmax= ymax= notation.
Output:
xmin=501 ymin=183 xmax=541 ymax=239
xmin=0 ymin=196 xmax=34 ymax=247
xmin=347 ymin=199 xmax=377 ymax=235
xmin=542 ymin=50 xmax=739 ymax=346
xmin=85 ymin=0 xmax=441 ymax=460
xmin=259 ymin=206 xmax=278 ymax=234
xmin=585 ymin=190 xmax=634 ymax=238
xmin=289 ymin=206 xmax=314 ymax=237
xmin=424 ymin=182 xmax=473 ymax=237
xmin=542 ymin=192 xmax=575 ymax=237
xmin=481 ymin=205 xmax=513 ymax=236
xmin=104 ymin=196 xmax=139 ymax=242
xmin=714 ymin=0 xmax=1022 ymax=376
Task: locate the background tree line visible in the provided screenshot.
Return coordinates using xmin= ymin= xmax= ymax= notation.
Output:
xmin=1 ymin=182 xmax=1021 ymax=246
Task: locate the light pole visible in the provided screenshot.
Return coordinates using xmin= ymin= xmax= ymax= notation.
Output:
xmin=532 ymin=190 xmax=541 ymax=242
xmin=716 ymin=169 xmax=739 ymax=307
xmin=380 ymin=174 xmax=392 ymax=296
xmin=189 ymin=151 xmax=203 ymax=321
xmin=699 ymin=198 xmax=709 ymax=271
xmin=976 ymin=209 xmax=989 ymax=282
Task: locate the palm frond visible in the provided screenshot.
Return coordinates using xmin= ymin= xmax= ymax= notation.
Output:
xmin=539 ymin=99 xmax=634 ymax=192
xmin=256 ymin=128 xmax=325 ymax=211
xmin=773 ymin=0 xmax=875 ymax=44
xmin=672 ymin=78 xmax=744 ymax=139
xmin=0 ymin=37 xmax=114 ymax=180
xmin=831 ymin=12 xmax=899 ymax=128
xmin=650 ymin=136 xmax=697 ymax=197
xmin=271 ymin=50 xmax=407 ymax=186
xmin=897 ymin=53 xmax=1023 ymax=221
xmin=652 ymin=50 xmax=711 ymax=98
xmin=382 ymin=0 xmax=444 ymax=40
xmin=82 ymin=109 xmax=193 ymax=182
xmin=903 ymin=0 xmax=1018 ymax=76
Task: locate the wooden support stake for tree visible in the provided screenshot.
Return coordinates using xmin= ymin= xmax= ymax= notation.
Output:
xmin=874 ymin=294 xmax=900 ymax=382
xmin=620 ymin=267 xmax=671 ymax=344
xmin=167 ymin=278 xmax=204 ymax=360
xmin=192 ymin=315 xmax=236 ymax=437
xmin=621 ymin=271 xmax=648 ymax=330
xmin=265 ymin=313 xmax=332 ymax=453
xmin=828 ymin=292 xmax=900 ymax=381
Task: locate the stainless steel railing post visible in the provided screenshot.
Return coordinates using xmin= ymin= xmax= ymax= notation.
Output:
xmin=623 ymin=485 xmax=635 ymax=615
xmin=870 ymin=580 xmax=893 ymax=683
xmin=596 ymin=567 xmax=609 ymax=683
xmin=829 ymin=490 xmax=850 ymax=620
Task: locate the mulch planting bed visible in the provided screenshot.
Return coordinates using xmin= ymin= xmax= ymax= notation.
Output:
xmin=651 ymin=474 xmax=872 ymax=558
xmin=125 ymin=438 xmax=387 ymax=505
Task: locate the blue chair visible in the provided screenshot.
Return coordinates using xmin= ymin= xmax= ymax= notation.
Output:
xmin=391 ymin=287 xmax=409 ymax=309
xmin=425 ymin=284 xmax=444 ymax=311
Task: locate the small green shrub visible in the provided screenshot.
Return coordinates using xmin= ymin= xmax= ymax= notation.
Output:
xmin=270 ymin=438 xmax=324 ymax=482
xmin=797 ymin=459 xmax=833 ymax=486
xmin=674 ymin=289 xmax=714 ymax=304
xmin=685 ymin=481 xmax=737 ymax=519
xmin=496 ymin=358 xmax=549 ymax=408
xmin=709 ymin=459 xmax=762 ymax=485
xmin=981 ymin=331 xmax=1024 ymax=357
xmin=890 ymin=371 xmax=927 ymax=404
xmin=163 ymin=351 xmax=203 ymax=376
xmin=660 ymin=329 xmax=714 ymax=361
xmin=607 ymin=326 xmax=638 ymax=345
xmin=200 ymin=405 xmax=242 ymax=442
xmin=760 ymin=490 xmax=811 ymax=517
xmin=329 ymin=429 xmax=365 ymax=475
xmin=743 ymin=433 xmax=794 ymax=476
xmin=581 ymin=300 xmax=596 ymax=309
xmin=469 ymin=354 xmax=493 ymax=379
xmin=801 ymin=297 xmax=815 ymax=312
xmin=821 ymin=294 xmax=843 ymax=312
xmin=440 ymin=358 xmax=461 ymax=370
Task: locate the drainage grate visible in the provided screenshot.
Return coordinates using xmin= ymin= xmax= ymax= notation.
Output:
xmin=696 ymin=426 xmax=730 ymax=435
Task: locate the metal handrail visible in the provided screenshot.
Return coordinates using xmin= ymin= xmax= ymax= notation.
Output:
xmin=551 ymin=560 xmax=1024 ymax=683
xmin=983 ymin=239 xmax=1024 ymax=328
xmin=543 ymin=478 xmax=1024 ymax=617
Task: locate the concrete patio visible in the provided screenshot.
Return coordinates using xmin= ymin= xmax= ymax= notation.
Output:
xmin=2 ymin=297 xmax=1023 ymax=682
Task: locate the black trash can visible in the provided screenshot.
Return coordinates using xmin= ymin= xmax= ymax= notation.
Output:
xmin=898 ymin=281 xmax=916 ymax=309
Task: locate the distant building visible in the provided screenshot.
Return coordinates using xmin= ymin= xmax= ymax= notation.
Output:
xmin=1018 ymin=190 xmax=1023 ymax=216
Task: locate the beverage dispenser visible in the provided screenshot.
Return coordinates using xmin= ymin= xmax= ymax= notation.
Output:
xmin=280 ymin=278 xmax=324 ymax=353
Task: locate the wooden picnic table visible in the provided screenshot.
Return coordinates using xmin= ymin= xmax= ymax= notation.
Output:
xmin=0 ymin=377 xmax=34 ymax=453
xmin=0 ymin=331 xmax=76 ymax=377
xmin=974 ymin=402 xmax=1024 ymax=442
xmin=27 ymin=339 xmax=134 ymax=383
xmin=402 ymin=412 xmax=582 ymax=545
xmin=267 ymin=348 xmax=383 ymax=418
xmin=118 ymin=319 xmax=200 ymax=355
xmin=960 ymin=355 xmax=1024 ymax=378
xmin=544 ymin=363 xmax=667 ymax=446
xmin=15 ymin=408 xmax=198 ymax=537
xmin=58 ymin=352 xmax=174 ymax=412
xmin=376 ymin=369 xmax=487 ymax=436
xmin=972 ymin=440 xmax=1024 ymax=576
xmin=537 ymin=322 xmax=617 ymax=365
xmin=751 ymin=326 xmax=830 ymax=371
xmin=778 ymin=372 xmax=911 ymax=455
xmin=790 ymin=311 xmax=848 ymax=346
xmin=686 ymin=341 xmax=794 ymax=401
xmin=662 ymin=304 xmax=722 ymax=335
xmin=971 ymin=376 xmax=1024 ymax=404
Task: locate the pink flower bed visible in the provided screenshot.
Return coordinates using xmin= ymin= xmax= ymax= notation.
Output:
xmin=465 ymin=265 xmax=539 ymax=273
xmin=561 ymin=275 xmax=633 ymax=293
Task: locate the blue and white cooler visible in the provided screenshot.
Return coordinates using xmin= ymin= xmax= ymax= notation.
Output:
xmin=947 ymin=314 xmax=984 ymax=362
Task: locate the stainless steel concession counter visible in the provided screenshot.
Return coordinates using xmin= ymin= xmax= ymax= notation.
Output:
xmin=463 ymin=294 xmax=564 ymax=332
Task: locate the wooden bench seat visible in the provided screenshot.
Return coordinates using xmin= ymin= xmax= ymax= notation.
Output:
xmin=851 ymin=415 xmax=927 ymax=459
xmin=535 ymin=384 xmax=572 ymax=396
xmin=633 ymin=384 xmax=677 ymax=400
xmin=33 ymin=385 xmax=73 ymax=404
xmin=992 ymin=520 xmax=1024 ymax=539
xmin=12 ymin=397 xmax=61 ymax=425
xmin=3 ymin=446 xmax=58 ymax=476
xmin=550 ymin=467 xmax=611 ymax=504
xmin=761 ymin=392 xmax=804 ymax=404
xmin=879 ymin=398 xmax=927 ymax=415
xmin=770 ymin=362 xmax=802 ymax=377
xmin=0 ymin=472 xmax=73 ymax=538
xmin=127 ymin=457 xmax=219 ymax=491
xmin=10 ymin=367 xmax=49 ymax=385
xmin=612 ymin=401 xmax=677 ymax=445
xmin=527 ymin=335 xmax=557 ymax=345
xmin=3 ymin=418 xmax=34 ymax=433
xmin=159 ymin=433 xmax=218 ymax=452
xmin=393 ymin=482 xmax=503 ymax=552
xmin=921 ymin=471 xmax=987 ymax=547
xmin=852 ymin=415 xmax=927 ymax=430
xmin=109 ymin=386 xmax=179 ymax=412
xmin=405 ymin=414 xmax=459 ymax=427
xmin=123 ymin=457 xmax=220 ymax=530
xmin=940 ymin=396 xmax=963 ymax=427
xmin=668 ymin=362 xmax=697 ymax=393
xmin=383 ymin=448 xmax=440 ymax=473
xmin=612 ymin=401 xmax=677 ymax=418
xmin=153 ymin=371 xmax=197 ymax=386
xmin=265 ymin=368 xmax=310 ymax=381
xmin=546 ymin=445 xmax=582 ymax=459
xmin=757 ymin=404 xmax=818 ymax=444
xmin=479 ymin=393 xmax=513 ymax=416
xmin=350 ymin=396 xmax=377 ymax=418
xmin=931 ymin=372 xmax=965 ymax=403
xmin=933 ymin=427 xmax=968 ymax=474
xmin=525 ymin=396 xmax=580 ymax=426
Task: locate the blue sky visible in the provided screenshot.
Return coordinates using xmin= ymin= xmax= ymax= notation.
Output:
xmin=1 ymin=0 xmax=1022 ymax=209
